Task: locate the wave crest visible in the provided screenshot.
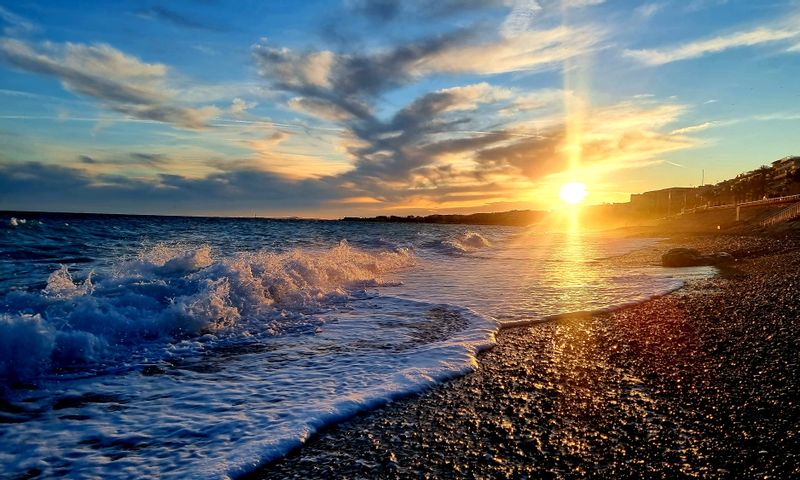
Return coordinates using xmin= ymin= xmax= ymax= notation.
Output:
xmin=0 ymin=241 xmax=415 ymax=380
xmin=440 ymin=231 xmax=491 ymax=253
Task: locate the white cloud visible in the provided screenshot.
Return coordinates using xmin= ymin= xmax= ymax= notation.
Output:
xmin=562 ymin=0 xmax=605 ymax=7
xmin=228 ymin=97 xmax=257 ymax=115
xmin=436 ymin=82 xmax=515 ymax=111
xmin=417 ymin=25 xmax=604 ymax=75
xmin=670 ymin=121 xmax=715 ymax=135
xmin=625 ymin=25 xmax=800 ymax=65
xmin=0 ymin=39 xmax=219 ymax=129
xmin=635 ymin=3 xmax=663 ymax=18
xmin=500 ymin=0 xmax=542 ymax=38
xmin=0 ymin=6 xmax=37 ymax=36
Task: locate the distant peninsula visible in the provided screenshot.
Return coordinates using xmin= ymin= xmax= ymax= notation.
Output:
xmin=342 ymin=210 xmax=547 ymax=227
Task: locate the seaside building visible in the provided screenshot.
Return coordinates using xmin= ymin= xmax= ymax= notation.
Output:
xmin=626 ymin=155 xmax=800 ymax=215
xmin=630 ymin=187 xmax=699 ymax=217
xmin=769 ymin=156 xmax=800 ymax=196
xmin=732 ymin=166 xmax=770 ymax=203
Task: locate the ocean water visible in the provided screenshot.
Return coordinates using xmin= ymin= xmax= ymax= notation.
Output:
xmin=0 ymin=212 xmax=712 ymax=479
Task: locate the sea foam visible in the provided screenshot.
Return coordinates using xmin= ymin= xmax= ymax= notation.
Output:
xmin=439 ymin=231 xmax=492 ymax=253
xmin=0 ymin=241 xmax=414 ymax=381
xmin=0 ymin=238 xmax=498 ymax=480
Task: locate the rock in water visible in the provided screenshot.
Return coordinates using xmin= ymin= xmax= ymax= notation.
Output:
xmin=662 ymin=248 xmax=734 ymax=267
xmin=662 ymin=248 xmax=704 ymax=267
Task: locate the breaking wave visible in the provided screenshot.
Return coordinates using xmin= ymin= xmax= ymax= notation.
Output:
xmin=0 ymin=241 xmax=415 ymax=381
xmin=439 ymin=231 xmax=491 ymax=254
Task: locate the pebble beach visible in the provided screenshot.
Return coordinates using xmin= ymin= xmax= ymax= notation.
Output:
xmin=246 ymin=233 xmax=800 ymax=479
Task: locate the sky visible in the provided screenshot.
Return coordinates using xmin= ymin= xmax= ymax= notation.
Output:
xmin=0 ymin=0 xmax=798 ymax=217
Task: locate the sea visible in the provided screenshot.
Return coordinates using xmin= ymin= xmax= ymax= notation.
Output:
xmin=0 ymin=212 xmax=713 ymax=479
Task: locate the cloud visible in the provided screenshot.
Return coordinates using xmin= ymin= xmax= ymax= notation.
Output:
xmin=670 ymin=121 xmax=715 ymax=135
xmin=625 ymin=25 xmax=800 ymax=65
xmin=685 ymin=0 xmax=729 ymax=12
xmin=0 ymin=39 xmax=219 ymax=129
xmin=500 ymin=0 xmax=542 ymax=38
xmin=0 ymin=6 xmax=37 ymax=36
xmin=254 ymin=24 xmax=599 ymax=97
xmin=252 ymin=20 xmax=605 ymax=204
xmin=0 ymin=161 xmax=341 ymax=215
xmin=74 ymin=152 xmax=171 ymax=169
xmin=475 ymin=99 xmax=698 ymax=180
xmin=287 ymin=96 xmax=354 ymax=121
xmin=346 ymin=0 xmax=507 ymax=22
xmin=135 ymin=6 xmax=224 ymax=31
xmin=0 ymin=96 xmax=701 ymax=215
xmin=253 ymin=24 xmax=600 ymax=130
xmin=635 ymin=3 xmax=663 ymax=18
xmin=414 ymin=26 xmax=602 ymax=75
xmin=339 ymin=82 xmax=520 ymax=184
xmin=562 ymin=0 xmax=604 ymax=7
xmin=128 ymin=152 xmax=170 ymax=167
xmin=228 ymin=97 xmax=258 ymax=115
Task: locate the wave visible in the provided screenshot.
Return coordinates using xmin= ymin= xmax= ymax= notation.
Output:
xmin=437 ymin=231 xmax=492 ymax=254
xmin=0 ymin=241 xmax=415 ymax=381
xmin=6 ymin=217 xmax=26 ymax=227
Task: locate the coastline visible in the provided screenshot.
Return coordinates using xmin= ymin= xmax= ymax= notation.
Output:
xmin=244 ymin=232 xmax=800 ymax=479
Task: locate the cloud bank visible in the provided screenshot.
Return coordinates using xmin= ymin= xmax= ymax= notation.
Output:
xmin=0 ymin=39 xmax=219 ymax=128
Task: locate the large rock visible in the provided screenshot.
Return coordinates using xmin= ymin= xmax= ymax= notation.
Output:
xmin=662 ymin=248 xmax=734 ymax=267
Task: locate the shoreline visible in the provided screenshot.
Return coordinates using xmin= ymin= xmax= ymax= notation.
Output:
xmin=243 ymin=232 xmax=800 ymax=479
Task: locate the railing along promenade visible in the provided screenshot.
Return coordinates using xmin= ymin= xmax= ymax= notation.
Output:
xmin=681 ymin=193 xmax=800 ymax=220
xmin=761 ymin=201 xmax=800 ymax=227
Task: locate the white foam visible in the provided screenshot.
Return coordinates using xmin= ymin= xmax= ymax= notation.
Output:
xmin=0 ymin=241 xmax=415 ymax=380
xmin=0 ymin=297 xmax=495 ymax=479
xmin=440 ymin=231 xmax=491 ymax=253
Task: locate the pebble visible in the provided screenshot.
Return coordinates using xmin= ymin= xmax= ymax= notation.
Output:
xmin=243 ymin=234 xmax=800 ymax=479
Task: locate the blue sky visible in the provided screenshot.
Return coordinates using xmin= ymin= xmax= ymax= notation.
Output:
xmin=0 ymin=0 xmax=798 ymax=216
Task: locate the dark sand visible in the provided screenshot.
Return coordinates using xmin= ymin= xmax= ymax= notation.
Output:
xmin=245 ymin=234 xmax=800 ymax=479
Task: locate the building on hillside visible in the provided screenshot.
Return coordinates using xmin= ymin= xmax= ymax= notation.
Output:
xmin=627 ymin=155 xmax=799 ymax=214
xmin=769 ymin=156 xmax=800 ymax=196
xmin=630 ymin=187 xmax=699 ymax=217
xmin=732 ymin=166 xmax=770 ymax=203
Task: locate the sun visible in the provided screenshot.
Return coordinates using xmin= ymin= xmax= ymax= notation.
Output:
xmin=559 ymin=182 xmax=588 ymax=205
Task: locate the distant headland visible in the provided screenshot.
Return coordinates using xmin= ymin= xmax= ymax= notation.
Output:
xmin=344 ymin=155 xmax=800 ymax=228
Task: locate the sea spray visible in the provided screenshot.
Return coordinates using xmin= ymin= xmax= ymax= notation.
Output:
xmin=439 ymin=231 xmax=492 ymax=253
xmin=0 ymin=241 xmax=415 ymax=381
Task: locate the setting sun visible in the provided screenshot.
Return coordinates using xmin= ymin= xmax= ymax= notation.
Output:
xmin=559 ymin=182 xmax=588 ymax=205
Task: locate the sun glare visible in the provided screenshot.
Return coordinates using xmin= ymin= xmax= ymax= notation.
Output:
xmin=559 ymin=182 xmax=587 ymax=205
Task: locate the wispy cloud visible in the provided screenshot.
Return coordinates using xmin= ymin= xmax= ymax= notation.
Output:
xmin=635 ymin=3 xmax=664 ymax=19
xmin=670 ymin=121 xmax=715 ymax=135
xmin=500 ymin=0 xmax=542 ymax=38
xmin=476 ymin=99 xmax=697 ymax=181
xmin=625 ymin=24 xmax=800 ymax=65
xmin=562 ymin=0 xmax=605 ymax=7
xmin=0 ymin=39 xmax=220 ymax=129
xmin=345 ymin=0 xmax=506 ymax=22
xmin=135 ymin=5 xmax=225 ymax=32
xmin=0 ymin=6 xmax=37 ymax=36
xmin=416 ymin=25 xmax=603 ymax=75
xmin=685 ymin=0 xmax=729 ymax=13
